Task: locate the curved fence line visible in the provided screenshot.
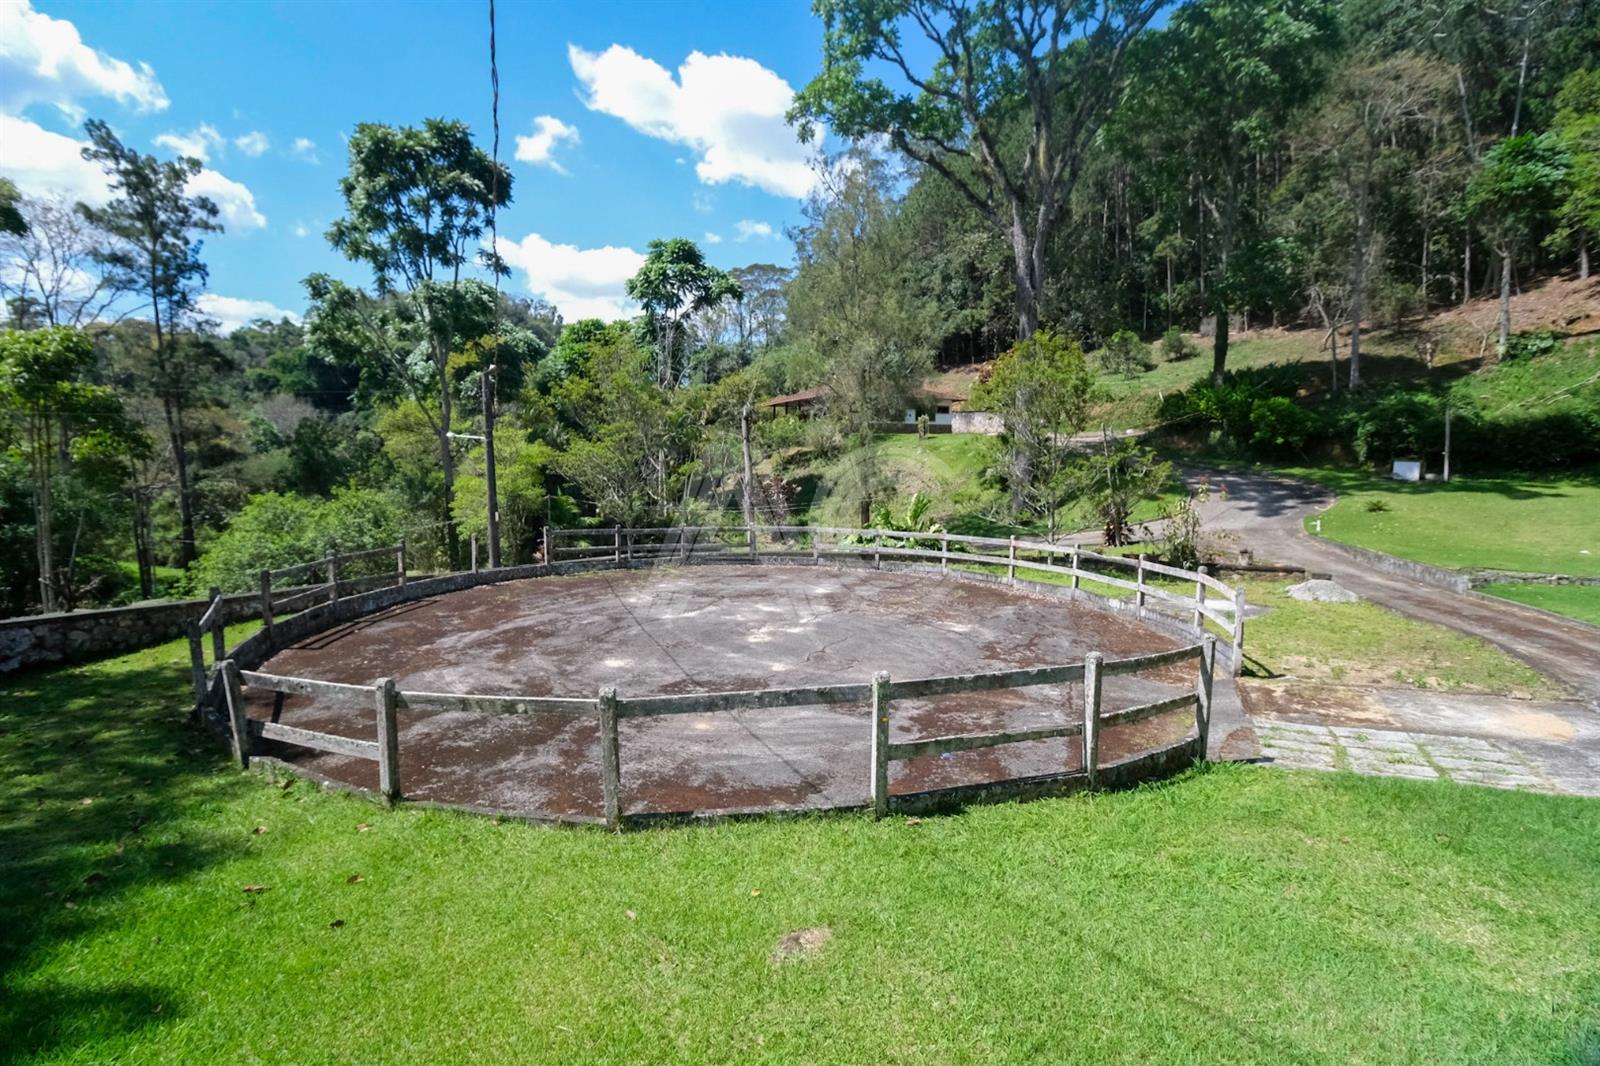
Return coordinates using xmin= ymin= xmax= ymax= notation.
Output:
xmin=193 ymin=530 xmax=1240 ymax=828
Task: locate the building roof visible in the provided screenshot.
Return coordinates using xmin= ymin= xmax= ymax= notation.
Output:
xmin=763 ymin=387 xmax=824 ymax=407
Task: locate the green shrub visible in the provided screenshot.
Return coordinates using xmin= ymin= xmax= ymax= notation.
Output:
xmin=1502 ymin=329 xmax=1562 ymax=361
xmin=1248 ymin=397 xmax=1317 ymax=456
xmin=1098 ymin=330 xmax=1153 ymax=377
xmin=193 ymin=488 xmax=407 ymax=593
xmin=1160 ymin=327 xmax=1198 ymax=362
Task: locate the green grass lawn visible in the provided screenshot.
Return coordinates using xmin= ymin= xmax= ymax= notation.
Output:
xmin=1480 ymin=583 xmax=1600 ymax=627
xmin=1238 ymin=578 xmax=1566 ymax=697
xmin=1295 ymin=469 xmax=1600 ymax=577
xmin=5 ymin=632 xmax=1599 ymax=1063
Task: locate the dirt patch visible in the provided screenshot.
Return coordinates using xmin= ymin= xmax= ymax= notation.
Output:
xmin=772 ymin=926 xmax=833 ymax=964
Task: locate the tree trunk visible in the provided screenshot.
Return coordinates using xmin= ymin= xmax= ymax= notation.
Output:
xmin=1008 ymin=210 xmax=1042 ymax=339
xmin=1497 ymin=248 xmax=1513 ymax=357
xmin=1580 ymin=238 xmax=1590 ymax=280
xmin=739 ymin=402 xmax=755 ymax=528
xmin=164 ymin=398 xmax=198 ymax=568
xmin=482 ymin=367 xmax=500 ymax=568
xmin=1210 ymin=301 xmax=1229 ymax=385
xmin=1462 ymin=232 xmax=1472 ymax=304
xmin=132 ymin=491 xmax=154 ymax=599
xmin=33 ymin=428 xmax=56 ymax=613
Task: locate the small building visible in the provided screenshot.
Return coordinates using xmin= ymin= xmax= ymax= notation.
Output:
xmin=763 ymin=387 xmax=825 ymax=418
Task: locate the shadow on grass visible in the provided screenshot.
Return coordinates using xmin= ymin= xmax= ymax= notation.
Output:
xmin=0 ymin=648 xmax=248 ymax=1061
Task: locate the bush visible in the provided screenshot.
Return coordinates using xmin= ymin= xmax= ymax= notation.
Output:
xmin=1248 ymin=396 xmax=1317 ymax=456
xmin=193 ymin=488 xmax=407 ymax=593
xmin=1098 ymin=330 xmax=1153 ymax=377
xmin=1160 ymin=327 xmax=1198 ymax=362
xmin=1343 ymin=391 xmax=1443 ymax=465
xmin=1502 ymin=329 xmax=1562 ymax=361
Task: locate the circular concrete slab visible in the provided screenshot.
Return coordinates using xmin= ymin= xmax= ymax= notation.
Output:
xmin=248 ymin=564 xmax=1196 ymax=819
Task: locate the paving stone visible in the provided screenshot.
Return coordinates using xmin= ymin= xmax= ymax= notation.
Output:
xmin=1364 ymin=762 xmax=1440 ymax=780
xmin=1428 ymin=754 xmax=1530 ymax=773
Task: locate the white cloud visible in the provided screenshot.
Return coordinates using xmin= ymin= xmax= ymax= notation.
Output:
xmin=0 ymin=112 xmax=111 ymax=204
xmin=154 ymin=122 xmax=223 ymax=162
xmin=292 ymin=222 xmax=309 ymax=239
xmin=196 ymin=294 xmax=300 ymax=334
xmin=568 ymin=43 xmax=819 ymax=199
xmin=735 ymin=219 xmax=773 ymax=241
xmin=234 ymin=130 xmax=269 ymax=156
xmin=0 ymin=0 xmax=168 ymax=117
xmin=703 ymin=231 xmax=722 ymax=245
xmin=496 ymin=231 xmax=645 ymax=322
xmin=188 ymin=168 xmax=266 ymax=230
xmin=514 ymin=115 xmax=579 ymax=173
xmin=290 ymin=136 xmax=318 ymax=163
xmin=0 ymin=114 xmax=266 ymax=231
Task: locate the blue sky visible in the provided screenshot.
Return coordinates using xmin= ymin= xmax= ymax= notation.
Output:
xmin=0 ymin=0 xmax=829 ymax=330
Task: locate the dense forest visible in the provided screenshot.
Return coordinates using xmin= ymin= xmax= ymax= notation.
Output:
xmin=2 ymin=0 xmax=1597 ymax=616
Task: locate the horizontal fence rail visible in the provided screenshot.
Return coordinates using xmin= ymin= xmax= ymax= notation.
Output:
xmin=549 ymin=523 xmax=1245 ymax=675
xmin=194 ymin=528 xmax=1235 ymax=828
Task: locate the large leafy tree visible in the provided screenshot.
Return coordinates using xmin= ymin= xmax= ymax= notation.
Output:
xmin=1466 ymin=130 xmax=1572 ymax=354
xmin=78 ymin=118 xmax=222 ymax=566
xmin=791 ymin=0 xmax=1164 ymax=340
xmin=970 ymin=328 xmax=1097 ymax=539
xmin=322 ymin=118 xmax=511 ymax=563
xmin=1549 ymin=68 xmax=1600 ymax=278
xmin=1114 ymin=0 xmax=1338 ymax=382
xmin=1 ymin=326 xmax=147 ymax=611
xmin=625 ymin=238 xmax=742 ymax=389
xmin=0 ymin=195 xmax=133 ymax=328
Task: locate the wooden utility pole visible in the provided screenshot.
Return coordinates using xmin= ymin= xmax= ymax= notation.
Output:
xmin=1443 ymin=404 xmax=1452 ymax=483
xmin=739 ymin=401 xmax=755 ymax=530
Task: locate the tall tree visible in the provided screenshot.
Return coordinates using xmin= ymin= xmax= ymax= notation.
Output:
xmin=79 ymin=118 xmax=222 ymax=566
xmin=1114 ymin=0 xmax=1338 ymax=382
xmin=1299 ymin=56 xmax=1453 ymax=386
xmin=0 ymin=195 xmax=133 ymax=328
xmin=0 ymin=326 xmax=146 ymax=611
xmin=791 ymin=0 xmax=1164 ymax=340
xmin=1549 ymin=67 xmax=1600 ymax=278
xmin=625 ymin=238 xmax=742 ymax=389
xmin=1465 ymin=130 xmax=1571 ymax=354
xmin=324 ymin=118 xmax=511 ymax=564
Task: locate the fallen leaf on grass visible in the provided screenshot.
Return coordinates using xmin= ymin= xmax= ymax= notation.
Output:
xmin=329 ymin=919 xmax=346 ymax=929
xmin=905 ymin=817 xmax=922 ymax=827
xmin=356 ymin=823 xmax=370 ymax=833
xmin=79 ymin=797 xmax=93 ymax=806
xmin=63 ymin=900 xmax=76 ymax=910
xmin=346 ymin=874 xmax=364 ymax=884
xmin=625 ymin=910 xmax=637 ymax=921
xmin=241 ymin=884 xmax=266 ymax=894
xmin=252 ymin=825 xmax=268 ymax=835
xmin=750 ymin=889 xmax=762 ymax=897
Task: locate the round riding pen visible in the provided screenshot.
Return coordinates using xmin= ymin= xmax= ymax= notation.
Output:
xmin=190 ymin=527 xmax=1244 ymax=827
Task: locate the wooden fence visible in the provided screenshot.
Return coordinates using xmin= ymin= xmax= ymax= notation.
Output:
xmin=214 ymin=633 xmax=1213 ymax=829
xmin=547 ymin=524 xmax=1246 ymax=675
xmin=255 ymin=542 xmax=407 ymax=644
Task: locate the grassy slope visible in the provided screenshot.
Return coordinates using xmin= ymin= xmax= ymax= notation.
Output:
xmin=1293 ymin=469 xmax=1600 ymax=577
xmin=1237 ymin=578 xmax=1565 ymax=696
xmin=4 ymin=634 xmax=1599 ymax=1064
xmin=1480 ymin=583 xmax=1600 ymax=627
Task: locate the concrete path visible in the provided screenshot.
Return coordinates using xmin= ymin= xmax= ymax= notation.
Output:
xmin=1179 ymin=464 xmax=1600 ymax=795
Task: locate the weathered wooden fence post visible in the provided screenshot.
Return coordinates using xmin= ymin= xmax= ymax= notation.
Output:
xmin=327 ymin=550 xmax=340 ymax=603
xmin=1082 ymin=652 xmax=1103 ymax=789
xmin=870 ymin=671 xmax=891 ymax=819
xmin=597 ymin=686 xmax=623 ymax=830
xmin=615 ymin=527 xmax=623 ymax=562
xmin=1196 ymin=635 xmax=1217 ymax=758
xmin=374 ymin=677 xmax=400 ymax=805
xmin=1008 ymin=537 xmax=1017 ymax=583
xmin=1231 ymin=588 xmax=1246 ymax=677
xmin=1193 ymin=566 xmax=1207 ymax=632
xmin=396 ymin=538 xmax=407 ymax=587
xmin=221 ymin=659 xmax=249 ymax=769
xmin=543 ymin=526 xmax=552 ymax=565
xmin=626 ymin=530 xmax=634 ymax=562
xmin=940 ymin=532 xmax=949 ymax=574
xmin=746 ymin=523 xmax=756 ymax=559
xmin=208 ymin=586 xmax=225 ymax=662
xmin=470 ymin=533 xmax=479 ymax=573
xmin=257 ymin=570 xmax=274 ymax=643
xmin=1070 ymin=545 xmax=1081 ymax=590
xmin=812 ymin=530 xmax=821 ymax=564
xmin=1136 ymin=554 xmax=1147 ymax=609
xmin=186 ymin=620 xmax=207 ymax=705
xmin=874 ymin=536 xmax=882 ymax=569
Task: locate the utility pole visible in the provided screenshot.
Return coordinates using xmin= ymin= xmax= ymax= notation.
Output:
xmin=482 ymin=362 xmax=500 ymax=567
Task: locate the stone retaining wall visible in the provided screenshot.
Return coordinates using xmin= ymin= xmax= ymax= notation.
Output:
xmin=0 ymin=584 xmax=318 ymax=674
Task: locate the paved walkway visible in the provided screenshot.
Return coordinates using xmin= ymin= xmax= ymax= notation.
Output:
xmin=1178 ymin=465 xmax=1600 ymax=796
